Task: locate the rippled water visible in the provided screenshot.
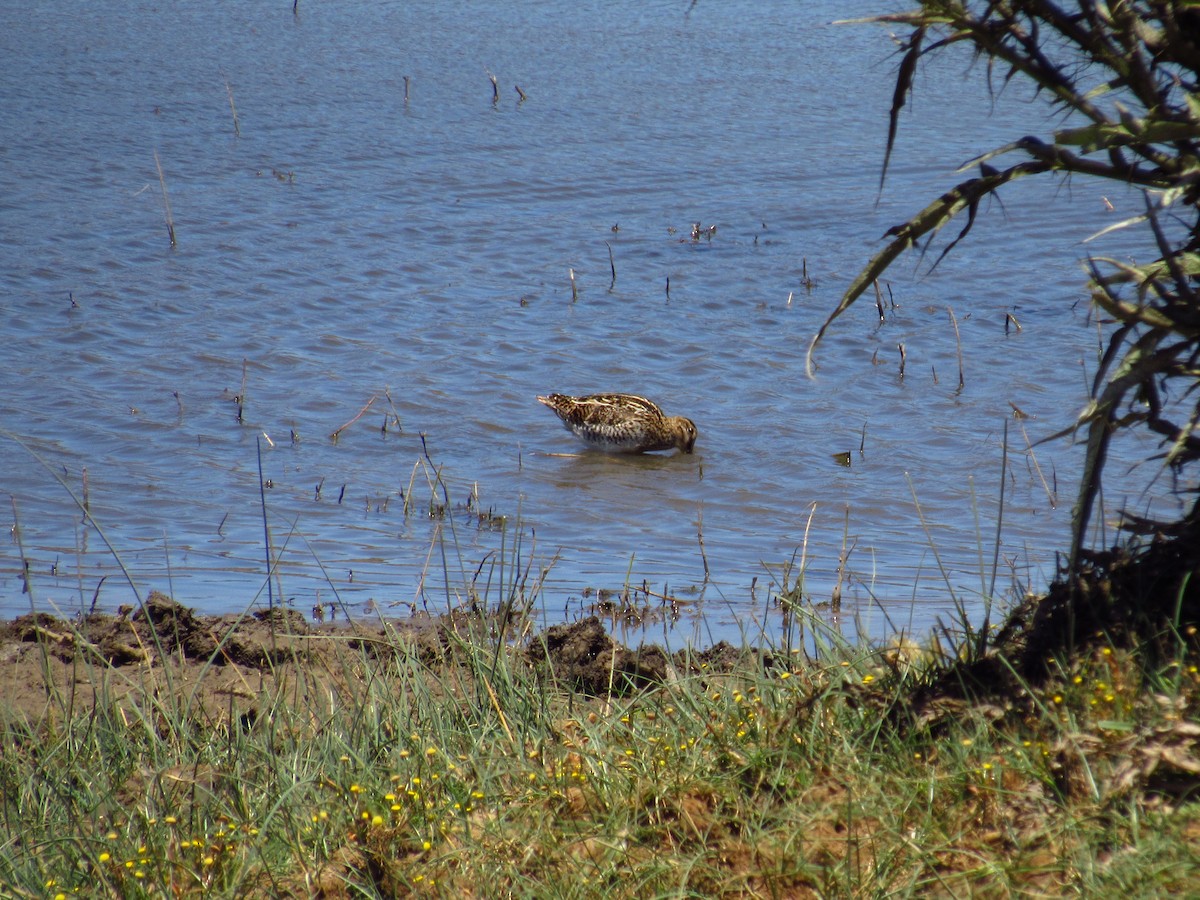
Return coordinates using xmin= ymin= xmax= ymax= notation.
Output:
xmin=0 ymin=0 xmax=1171 ymax=645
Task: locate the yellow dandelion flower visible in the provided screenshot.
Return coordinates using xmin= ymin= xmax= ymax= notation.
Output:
xmin=422 ymin=840 xmax=432 ymax=851
xmin=371 ymin=815 xmax=384 ymax=827
xmin=349 ymin=784 xmax=362 ymax=794
xmin=99 ymin=853 xmax=111 ymax=863
xmin=780 ymin=671 xmax=792 ymax=680
xmin=425 ymin=747 xmax=438 ymax=757
xmin=862 ymin=675 xmax=874 ymax=684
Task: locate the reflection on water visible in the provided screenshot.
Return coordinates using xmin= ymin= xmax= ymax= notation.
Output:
xmin=0 ymin=0 xmax=1167 ymax=645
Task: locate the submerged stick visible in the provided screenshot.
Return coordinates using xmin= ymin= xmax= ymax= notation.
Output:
xmin=153 ymin=149 xmax=176 ymax=247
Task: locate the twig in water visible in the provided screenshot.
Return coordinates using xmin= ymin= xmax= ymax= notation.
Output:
xmin=859 ymin=422 xmax=867 ymax=456
xmin=403 ymin=76 xmax=410 ymax=104
xmin=665 ymin=276 xmax=671 ymax=300
xmin=605 ymin=241 xmax=616 ymax=290
xmin=1005 ymin=311 xmax=1022 ymax=334
xmin=224 ymin=77 xmax=240 ymax=136
xmin=515 ymin=84 xmax=527 ymax=102
xmin=1018 ymin=419 xmax=1057 ymax=508
xmin=696 ymin=505 xmax=710 ymax=583
xmin=235 ymin=358 xmax=248 ymax=423
xmin=947 ymin=306 xmax=965 ymax=392
xmin=569 ymin=268 xmax=578 ymax=302
xmin=487 ymin=71 xmax=499 ymax=104
xmin=256 ymin=435 xmax=277 ymax=614
xmin=331 ymin=393 xmax=378 ymax=442
xmin=81 ymin=468 xmax=90 ymax=520
xmin=801 ymin=258 xmax=817 ymax=291
xmin=874 ymin=280 xmax=885 ymax=322
xmin=153 ymin=149 xmax=176 ymax=247
xmin=897 ymin=343 xmax=906 ymax=380
xmin=382 ymin=387 xmax=403 ymax=433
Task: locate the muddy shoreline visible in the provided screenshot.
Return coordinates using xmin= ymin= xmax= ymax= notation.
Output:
xmin=0 ymin=592 xmax=760 ymax=723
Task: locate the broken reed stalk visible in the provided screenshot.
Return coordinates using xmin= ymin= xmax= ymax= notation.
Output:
xmin=605 ymin=241 xmax=616 ymax=290
xmin=873 ymin=280 xmax=885 ymax=322
xmin=569 ymin=268 xmax=578 ymax=302
xmin=831 ymin=505 xmax=854 ymax=620
xmin=514 ymin=84 xmax=527 ymax=101
xmin=488 ymin=72 xmax=499 ymax=104
xmin=382 ymin=387 xmax=403 ymax=433
xmin=236 ymin=358 xmax=248 ymax=423
xmin=224 ymin=77 xmax=240 ymax=136
xmin=1005 ymin=311 xmax=1022 ymax=334
xmin=947 ymin=306 xmax=965 ymax=392
xmin=81 ymin=467 xmax=90 ymax=520
xmin=696 ymin=505 xmax=710 ymax=582
xmin=153 ymin=149 xmax=176 ymax=247
xmin=403 ymin=76 xmax=410 ymax=104
xmin=255 ymin=435 xmax=278 ymax=617
xmin=897 ymin=343 xmax=907 ymax=380
xmin=1018 ymin=419 xmax=1057 ymax=507
xmin=331 ymin=393 xmax=379 ymax=442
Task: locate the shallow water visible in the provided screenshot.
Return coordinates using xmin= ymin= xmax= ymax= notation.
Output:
xmin=0 ymin=0 xmax=1177 ymax=645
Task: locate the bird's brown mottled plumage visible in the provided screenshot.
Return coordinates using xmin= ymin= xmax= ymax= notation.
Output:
xmin=537 ymin=393 xmax=697 ymax=454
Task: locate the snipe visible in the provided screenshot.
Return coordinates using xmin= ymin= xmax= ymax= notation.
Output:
xmin=537 ymin=393 xmax=697 ymax=454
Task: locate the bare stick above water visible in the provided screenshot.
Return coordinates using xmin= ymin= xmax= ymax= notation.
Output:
xmin=153 ymin=149 xmax=175 ymax=247
xmin=605 ymin=241 xmax=616 ymax=290
xmin=487 ymin=71 xmax=499 ymax=104
xmin=224 ymin=77 xmax=240 ymax=137
xmin=331 ymin=393 xmax=379 ymax=443
xmin=947 ymin=306 xmax=965 ymax=392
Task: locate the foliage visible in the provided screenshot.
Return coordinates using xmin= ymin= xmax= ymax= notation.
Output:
xmin=3 ymin=611 xmax=1200 ymax=898
xmin=809 ymin=1 xmax=1200 ymax=570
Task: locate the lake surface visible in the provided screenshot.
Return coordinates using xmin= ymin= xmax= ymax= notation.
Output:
xmin=0 ymin=0 xmax=1174 ymax=647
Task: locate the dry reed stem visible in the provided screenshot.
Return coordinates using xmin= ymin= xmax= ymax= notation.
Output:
xmin=153 ymin=149 xmax=175 ymax=247
xmin=1019 ymin=420 xmax=1058 ymax=508
xmin=331 ymin=393 xmax=378 ymax=442
xmin=224 ymin=77 xmax=240 ymax=137
xmin=947 ymin=306 xmax=965 ymax=391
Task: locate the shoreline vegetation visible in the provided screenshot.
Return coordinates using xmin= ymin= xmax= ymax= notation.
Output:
xmin=2 ymin=537 xmax=1198 ymax=897
xmin=6 ymin=2 xmax=1200 ymax=896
